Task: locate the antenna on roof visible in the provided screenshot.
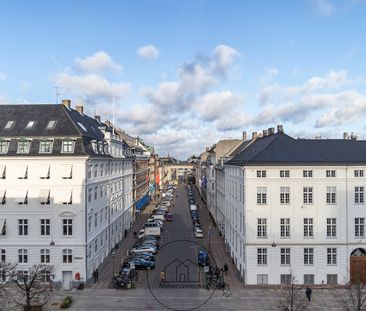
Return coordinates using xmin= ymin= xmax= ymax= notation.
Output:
xmin=54 ymin=86 xmax=60 ymax=104
xmin=112 ymin=97 xmax=115 ymax=135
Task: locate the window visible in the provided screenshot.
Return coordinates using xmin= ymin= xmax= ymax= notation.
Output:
xmin=257 ymin=248 xmax=267 ymax=265
xmin=46 ymin=120 xmax=57 ymax=129
xmin=40 ymin=270 xmax=51 ymax=283
xmin=39 ymin=165 xmax=50 ymax=179
xmin=94 ymin=240 xmax=98 ymax=252
xmin=257 ymin=274 xmax=268 ymax=285
xmin=94 ymin=213 xmax=98 ymax=228
xmin=303 ymin=187 xmax=313 ymax=204
xmin=257 ymin=187 xmax=267 ymax=204
xmin=40 ymin=249 xmax=50 ymax=263
xmin=17 ymin=270 xmax=29 ymax=283
xmin=355 ymin=218 xmax=365 ymax=237
xmin=87 ymin=165 xmax=92 ymax=179
xmin=0 ymin=141 xmax=9 ymax=154
xmin=18 ymin=165 xmax=28 ymax=179
xmin=4 ymin=121 xmax=15 ymax=129
xmin=61 ymin=140 xmax=75 ymax=153
xmin=304 ymin=274 xmax=314 ymax=285
xmin=354 ymin=170 xmax=364 ymax=177
xmin=280 ymin=187 xmax=290 ymax=204
xmin=25 ymin=121 xmax=36 ymax=129
xmin=1 ymin=190 xmax=5 ymax=205
xmin=280 ymin=170 xmax=290 ymax=178
xmin=40 ymin=219 xmax=50 ymax=236
xmin=1 ymin=249 xmax=5 ymax=263
xmin=100 ymin=164 xmax=104 ymax=177
xmin=0 ymin=165 xmax=5 ymax=179
xmin=88 ymin=189 xmax=92 ymax=203
xmin=326 ymin=170 xmax=336 ymax=177
xmin=327 ymin=248 xmax=337 ymax=265
xmin=62 ymin=249 xmax=72 ymax=263
xmin=17 ymin=140 xmax=31 ymax=154
xmin=327 ymin=274 xmax=338 ymax=284
xmin=326 ymin=186 xmax=336 ymax=204
xmin=94 ymin=165 xmax=98 ymax=178
xmin=39 ymin=190 xmax=50 ymax=205
xmin=280 ymin=274 xmax=292 ymax=285
xmin=39 ymin=140 xmax=52 ymax=153
xmin=355 ymin=187 xmax=364 ymax=204
xmin=280 ymin=218 xmax=290 ymax=238
xmin=62 ymin=219 xmax=73 ymax=236
xmin=257 ymin=170 xmax=266 ymax=178
xmin=304 ymin=248 xmax=314 ymax=265
xmin=61 ymin=164 xmax=72 ymax=179
xmin=303 ymin=170 xmax=313 ymax=178
xmin=326 ymin=218 xmax=336 ymax=238
xmin=18 ymin=219 xmax=28 ymax=236
xmin=18 ymin=249 xmax=28 ymax=263
xmin=280 ymin=248 xmax=291 ymax=265
xmin=94 ymin=187 xmax=97 ymax=200
xmin=257 ymin=218 xmax=267 ymax=238
xmin=303 ymin=218 xmax=314 ymax=238
xmin=18 ymin=191 xmax=28 ymax=205
xmin=88 ymin=216 xmax=92 ymax=233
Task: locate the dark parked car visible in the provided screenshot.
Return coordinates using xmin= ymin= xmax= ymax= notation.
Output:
xmin=126 ymin=258 xmax=155 ymax=270
xmin=165 ymin=213 xmax=173 ymax=221
xmin=197 ymin=250 xmax=210 ymax=266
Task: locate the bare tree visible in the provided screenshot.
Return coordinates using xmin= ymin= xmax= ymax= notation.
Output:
xmin=278 ymin=276 xmax=309 ymax=311
xmin=0 ymin=262 xmax=16 ymax=299
xmin=9 ymin=264 xmax=54 ymax=311
xmin=342 ymin=273 xmax=366 ymax=311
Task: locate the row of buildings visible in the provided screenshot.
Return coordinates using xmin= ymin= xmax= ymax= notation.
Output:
xmin=195 ymin=125 xmax=366 ymax=285
xmin=0 ymin=100 xmax=184 ymax=289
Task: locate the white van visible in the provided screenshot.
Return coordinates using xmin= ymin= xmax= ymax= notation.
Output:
xmin=190 ymin=204 xmax=197 ymax=211
xmin=138 ymin=227 xmax=161 ymax=239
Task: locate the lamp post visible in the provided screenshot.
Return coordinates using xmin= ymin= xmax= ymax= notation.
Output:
xmin=208 ymin=227 xmax=212 ymax=253
xmin=111 ymin=248 xmax=116 ymax=278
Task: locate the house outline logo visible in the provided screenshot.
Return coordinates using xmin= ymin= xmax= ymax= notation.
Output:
xmin=164 ymin=258 xmax=201 ymax=284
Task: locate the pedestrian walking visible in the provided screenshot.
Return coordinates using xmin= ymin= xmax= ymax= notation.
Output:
xmin=224 ymin=263 xmax=228 ymax=275
xmin=95 ymin=268 xmax=99 ymax=282
xmin=306 ymin=286 xmax=312 ymax=301
xmin=124 ymin=228 xmax=128 ymax=237
xmin=160 ymin=271 xmax=165 ymax=287
xmin=92 ymin=269 xmax=97 ymax=283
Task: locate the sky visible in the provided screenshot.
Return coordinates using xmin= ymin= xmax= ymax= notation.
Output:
xmin=1 ymin=0 xmax=366 ymax=160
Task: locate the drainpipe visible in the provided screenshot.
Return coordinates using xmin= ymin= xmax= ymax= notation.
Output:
xmin=346 ymin=165 xmax=349 ymax=283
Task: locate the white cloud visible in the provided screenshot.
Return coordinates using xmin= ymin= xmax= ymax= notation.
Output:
xmin=0 ymin=72 xmax=6 ymax=81
xmin=309 ymin=0 xmax=334 ymax=15
xmin=75 ymin=51 xmax=122 ymax=73
xmin=264 ymin=67 xmax=279 ymax=80
xmin=212 ymin=45 xmax=241 ymax=76
xmin=137 ymin=45 xmax=159 ymax=60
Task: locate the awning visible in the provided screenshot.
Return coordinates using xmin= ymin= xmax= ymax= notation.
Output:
xmin=135 ymin=194 xmax=151 ymax=210
xmin=62 ymin=165 xmax=72 ymax=179
xmin=0 ymin=165 xmax=5 ymax=178
xmin=39 ymin=189 xmax=50 ymax=204
xmin=17 ymin=165 xmax=28 ymax=179
xmin=56 ymin=189 xmax=72 ymax=204
xmin=0 ymin=219 xmax=6 ymax=235
xmin=0 ymin=189 xmax=5 ymax=204
xmin=15 ymin=191 xmax=28 ymax=204
xmin=39 ymin=165 xmax=50 ymax=179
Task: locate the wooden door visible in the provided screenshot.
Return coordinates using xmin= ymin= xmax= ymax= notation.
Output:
xmin=350 ymin=256 xmax=366 ymax=283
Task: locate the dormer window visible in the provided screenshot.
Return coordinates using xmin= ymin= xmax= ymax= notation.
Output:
xmin=46 ymin=120 xmax=57 ymax=129
xmin=17 ymin=140 xmax=31 ymax=154
xmin=25 ymin=121 xmax=36 ymax=129
xmin=0 ymin=140 xmax=9 ymax=154
xmin=61 ymin=140 xmax=75 ymax=153
xmin=39 ymin=140 xmax=53 ymax=153
xmin=4 ymin=121 xmax=15 ymax=130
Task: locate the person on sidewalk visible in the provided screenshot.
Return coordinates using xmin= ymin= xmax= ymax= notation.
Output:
xmin=223 ymin=263 xmax=228 ymax=275
xmin=92 ymin=270 xmax=97 ymax=283
xmin=306 ymin=286 xmax=312 ymax=301
xmin=160 ymin=271 xmax=165 ymax=287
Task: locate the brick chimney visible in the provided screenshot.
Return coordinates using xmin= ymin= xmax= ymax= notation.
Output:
xmin=94 ymin=115 xmax=101 ymax=122
xmin=277 ymin=124 xmax=284 ymax=133
xmin=343 ymin=132 xmax=349 ymax=139
xmin=76 ymin=105 xmax=84 ymax=114
xmin=62 ymin=99 xmax=71 ymax=108
xmin=252 ymin=132 xmax=257 ymax=139
xmin=242 ymin=131 xmax=247 ymax=141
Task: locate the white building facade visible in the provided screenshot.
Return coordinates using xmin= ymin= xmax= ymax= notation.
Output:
xmin=224 ymin=127 xmax=366 ymax=285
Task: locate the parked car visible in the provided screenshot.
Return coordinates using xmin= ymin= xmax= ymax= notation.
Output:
xmin=139 ymin=236 xmax=159 ymax=243
xmin=194 ymin=227 xmax=204 ymax=238
xmin=165 ymin=213 xmax=173 ymax=221
xmin=189 ymin=198 xmax=195 ymax=205
xmin=133 ymin=240 xmax=159 ymax=249
xmin=126 ymin=258 xmax=155 ymax=270
xmin=130 ymin=245 xmax=158 ymax=255
xmin=197 ymin=250 xmax=210 ymax=266
xmin=127 ymin=253 xmax=155 ymax=262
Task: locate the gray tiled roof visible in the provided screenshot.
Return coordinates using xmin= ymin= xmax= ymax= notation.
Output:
xmin=227 ymin=132 xmax=366 ymax=166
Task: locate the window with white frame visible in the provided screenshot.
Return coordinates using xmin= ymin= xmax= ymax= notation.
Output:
xmin=18 ymin=219 xmax=28 ymax=236
xmin=88 ymin=216 xmax=92 ymax=233
xmin=304 ymin=274 xmax=314 ymax=284
xmin=40 ymin=270 xmax=51 ymax=283
xmin=355 ymin=218 xmax=365 ymax=237
xmin=88 ymin=189 xmax=92 ymax=203
xmin=354 ymin=170 xmax=364 ymax=177
xmin=326 ymin=170 xmax=336 ymax=177
xmin=257 ymin=187 xmax=267 ymax=204
xmin=46 ymin=120 xmax=57 ymax=129
xmin=87 ymin=165 xmax=92 ymax=179
xmin=18 ymin=249 xmax=28 ymax=263
xmin=257 ymin=218 xmax=267 ymax=238
xmin=326 ymin=186 xmax=336 ymax=204
xmin=256 ymin=170 xmax=266 ymax=178
xmin=327 ymin=248 xmax=337 ymax=265
xmin=355 ymin=187 xmax=364 ymax=204
xmin=39 ymin=140 xmax=53 ymax=153
xmin=280 ymin=248 xmax=290 ymax=265
xmin=326 ymin=218 xmax=336 ymax=238
xmin=17 ymin=270 xmax=29 ymax=283
xmin=62 ymin=219 xmax=73 ymax=236
xmin=40 ymin=249 xmax=50 ymax=263
xmin=17 ymin=140 xmax=31 ymax=154
xmin=303 ymin=187 xmax=313 ymax=204
xmin=327 ymin=274 xmax=338 ymax=284
xmin=62 ymin=249 xmax=72 ymax=263
xmin=94 ymin=165 xmax=98 ymax=177
xmin=280 ymin=187 xmax=290 ymax=204
xmin=280 ymin=170 xmax=290 ymax=178
xmin=304 ymin=248 xmax=314 ymax=265
xmin=303 ymin=218 xmax=314 ymax=238
xmin=280 ymin=218 xmax=290 ymax=238
xmin=40 ymin=219 xmax=50 ymax=236
xmin=61 ymin=140 xmax=75 ymax=153
xmin=0 ymin=140 xmax=9 ymax=154
xmin=94 ymin=212 xmax=98 ymax=228
xmin=257 ymin=248 xmax=267 ymax=265
xmin=94 ymin=239 xmax=98 ymax=252
xmin=303 ymin=170 xmax=313 ymax=178
xmin=280 ymin=274 xmax=292 ymax=285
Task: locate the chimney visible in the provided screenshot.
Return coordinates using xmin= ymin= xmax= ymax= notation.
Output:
xmin=277 ymin=124 xmax=284 ymax=133
xmin=76 ymin=105 xmax=84 ymax=114
xmin=351 ymin=132 xmax=358 ymax=140
xmin=94 ymin=115 xmax=101 ymax=122
xmin=343 ymin=132 xmax=349 ymax=140
xmin=105 ymin=120 xmax=111 ymax=127
xmin=252 ymin=132 xmax=257 ymax=139
xmin=268 ymin=127 xmax=275 ymax=135
xmin=242 ymin=131 xmax=247 ymax=141
xmin=206 ymin=147 xmax=209 ymax=152
xmin=263 ymin=129 xmax=268 ymax=137
xmin=62 ymin=99 xmax=71 ymax=109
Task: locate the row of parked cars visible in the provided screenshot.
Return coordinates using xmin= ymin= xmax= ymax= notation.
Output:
xmin=123 ymin=188 xmax=175 ymax=271
xmin=187 ymin=184 xmax=204 ymax=238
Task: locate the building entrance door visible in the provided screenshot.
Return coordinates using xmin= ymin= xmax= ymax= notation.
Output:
xmin=62 ymin=271 xmax=73 ymax=290
xmin=350 ymin=248 xmax=366 ymax=283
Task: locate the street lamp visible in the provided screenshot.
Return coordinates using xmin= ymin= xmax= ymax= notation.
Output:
xmin=111 ymin=248 xmax=116 ymax=278
xmin=208 ymin=227 xmax=212 ymax=253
